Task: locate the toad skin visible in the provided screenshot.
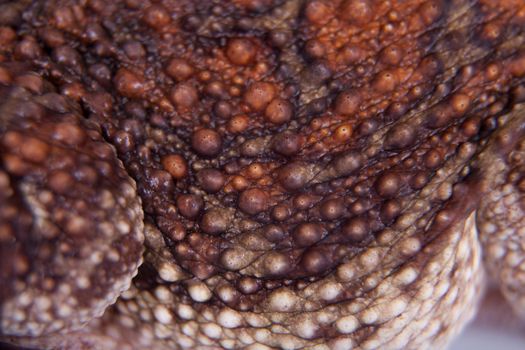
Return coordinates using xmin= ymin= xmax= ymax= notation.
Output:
xmin=1 ymin=0 xmax=525 ymax=349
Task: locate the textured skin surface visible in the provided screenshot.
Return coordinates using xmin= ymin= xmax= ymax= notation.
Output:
xmin=0 ymin=0 xmax=524 ymax=349
xmin=0 ymin=71 xmax=145 ymax=338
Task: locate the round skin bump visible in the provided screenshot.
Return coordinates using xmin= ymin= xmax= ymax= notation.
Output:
xmin=1 ymin=0 xmax=525 ymax=349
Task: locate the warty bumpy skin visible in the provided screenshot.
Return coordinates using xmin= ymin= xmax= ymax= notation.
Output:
xmin=0 ymin=0 xmax=525 ymax=349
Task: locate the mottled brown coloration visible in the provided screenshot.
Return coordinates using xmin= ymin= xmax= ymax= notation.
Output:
xmin=0 ymin=67 xmax=144 ymax=339
xmin=0 ymin=0 xmax=525 ymax=349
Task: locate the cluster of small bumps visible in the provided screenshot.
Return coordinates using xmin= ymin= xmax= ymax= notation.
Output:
xmin=0 ymin=64 xmax=144 ymax=338
xmin=0 ymin=0 xmax=524 ymax=349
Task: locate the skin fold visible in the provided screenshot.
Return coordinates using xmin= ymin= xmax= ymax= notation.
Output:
xmin=0 ymin=0 xmax=524 ymax=349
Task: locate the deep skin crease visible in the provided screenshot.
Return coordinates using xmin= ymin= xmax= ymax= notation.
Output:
xmin=1 ymin=0 xmax=525 ymax=349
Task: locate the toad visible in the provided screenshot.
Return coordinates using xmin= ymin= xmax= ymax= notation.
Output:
xmin=1 ymin=0 xmax=525 ymax=349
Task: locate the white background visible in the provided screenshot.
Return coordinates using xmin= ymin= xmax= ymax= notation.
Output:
xmin=450 ymin=289 xmax=525 ymax=350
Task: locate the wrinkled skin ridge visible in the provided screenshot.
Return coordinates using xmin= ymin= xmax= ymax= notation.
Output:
xmin=0 ymin=0 xmax=524 ymax=349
